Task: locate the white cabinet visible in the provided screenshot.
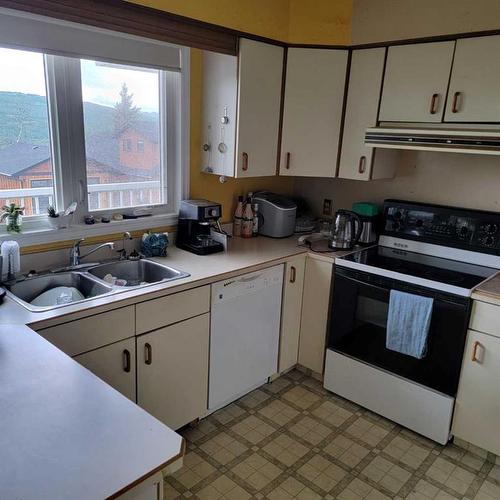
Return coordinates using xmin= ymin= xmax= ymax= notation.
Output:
xmin=280 ymin=48 xmax=348 ymax=177
xmin=445 ymin=36 xmax=500 ymax=122
xmin=118 ymin=471 xmax=163 ymax=500
xmin=137 ymin=314 xmax=210 ymax=430
xmin=201 ymin=38 xmax=283 ymax=177
xmin=339 ymin=48 xmax=396 ymax=181
xmin=379 ymin=41 xmax=455 ymax=123
xmin=279 ymin=255 xmax=306 ymax=373
xmin=453 ymin=324 xmax=500 ymax=455
xmin=37 ymin=306 xmax=135 ymax=356
xmin=74 ymin=337 xmax=136 ymax=401
xmin=298 ymin=257 xmax=333 ymax=374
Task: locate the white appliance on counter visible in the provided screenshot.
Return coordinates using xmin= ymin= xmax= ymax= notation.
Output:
xmin=209 ymin=264 xmax=284 ymax=411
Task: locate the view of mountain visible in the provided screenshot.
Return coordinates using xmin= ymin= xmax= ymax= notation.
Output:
xmin=0 ymin=91 xmax=158 ymax=149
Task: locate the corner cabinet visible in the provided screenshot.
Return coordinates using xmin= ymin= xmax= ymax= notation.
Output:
xmin=201 ymin=38 xmax=284 ymax=178
xmin=298 ymin=256 xmax=333 ymax=374
xmin=445 ymin=35 xmax=500 ymax=122
xmin=279 ymin=255 xmax=306 ymax=373
xmin=338 ymin=48 xmax=396 ymax=181
xmin=379 ymin=41 xmax=455 ymax=123
xmin=279 ymin=48 xmax=348 ymax=178
xmin=452 ymin=301 xmax=500 ymax=455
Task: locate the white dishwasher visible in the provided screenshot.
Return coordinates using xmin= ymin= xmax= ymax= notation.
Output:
xmin=209 ymin=264 xmax=284 ymax=411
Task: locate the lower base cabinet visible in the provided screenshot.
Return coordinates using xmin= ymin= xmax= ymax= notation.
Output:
xmin=298 ymin=257 xmax=333 ymax=374
xmin=452 ymin=327 xmax=500 ymax=455
xmin=74 ymin=337 xmax=136 ymax=401
xmin=137 ymin=313 xmax=210 ymax=430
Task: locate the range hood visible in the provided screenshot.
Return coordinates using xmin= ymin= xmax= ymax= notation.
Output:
xmin=365 ymin=127 xmax=500 ymax=155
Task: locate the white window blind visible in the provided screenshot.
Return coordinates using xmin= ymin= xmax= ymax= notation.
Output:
xmin=0 ymin=7 xmax=181 ymax=71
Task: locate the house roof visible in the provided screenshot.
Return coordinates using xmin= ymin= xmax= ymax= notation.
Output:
xmin=131 ymin=120 xmax=159 ymax=144
xmin=0 ymin=143 xmax=51 ymax=176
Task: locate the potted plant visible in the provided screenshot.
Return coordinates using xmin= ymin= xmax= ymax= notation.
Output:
xmin=1 ymin=203 xmax=24 ymax=233
xmin=47 ymin=205 xmax=60 ymax=229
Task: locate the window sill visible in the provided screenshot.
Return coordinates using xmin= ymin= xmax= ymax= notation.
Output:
xmin=0 ymin=213 xmax=178 ymax=250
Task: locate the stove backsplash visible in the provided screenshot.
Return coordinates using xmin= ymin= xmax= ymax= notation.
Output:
xmin=293 ymin=151 xmax=500 ymax=217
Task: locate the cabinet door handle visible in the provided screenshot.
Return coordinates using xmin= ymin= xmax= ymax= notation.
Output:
xmin=144 ymin=343 xmax=152 ymax=365
xmin=452 ymin=91 xmax=462 ymax=113
xmin=290 ymin=266 xmax=296 ymax=283
xmin=123 ymin=349 xmax=131 ymax=373
xmin=285 ymin=152 xmax=291 ymax=170
xmin=242 ymin=152 xmax=249 ymax=171
xmin=471 ymin=340 xmax=483 ymax=363
xmin=430 ymin=93 xmax=439 ymax=114
xmin=358 ymin=156 xmax=366 ymax=174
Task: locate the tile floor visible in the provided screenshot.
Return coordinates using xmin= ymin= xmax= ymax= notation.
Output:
xmin=165 ymin=370 xmax=500 ymax=499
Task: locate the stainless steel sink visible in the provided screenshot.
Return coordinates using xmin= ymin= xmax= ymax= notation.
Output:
xmin=88 ymin=259 xmax=190 ymax=287
xmin=5 ymin=272 xmax=115 ymax=312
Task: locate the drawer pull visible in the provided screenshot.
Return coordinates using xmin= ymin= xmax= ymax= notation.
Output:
xmin=122 ymin=349 xmax=131 ymax=373
xmin=285 ymin=152 xmax=291 ymax=170
xmin=145 ymin=343 xmax=152 ymax=365
xmin=452 ymin=91 xmax=462 ymax=113
xmin=358 ymin=155 xmax=366 ymax=174
xmin=471 ymin=340 xmax=483 ymax=363
xmin=290 ymin=266 xmax=296 ymax=283
xmin=430 ymin=93 xmax=439 ymax=114
xmin=242 ymin=152 xmax=249 ymax=171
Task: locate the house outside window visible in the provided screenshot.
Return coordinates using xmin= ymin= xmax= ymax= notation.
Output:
xmin=0 ymin=9 xmax=187 ymax=235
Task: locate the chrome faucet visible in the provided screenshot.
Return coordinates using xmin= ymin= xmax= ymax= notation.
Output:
xmin=117 ymin=232 xmax=132 ymax=260
xmin=70 ymin=238 xmax=114 ymax=267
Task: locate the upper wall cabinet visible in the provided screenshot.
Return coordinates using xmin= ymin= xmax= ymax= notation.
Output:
xmin=445 ymin=36 xmax=500 ymax=122
xmin=339 ymin=48 xmax=396 ymax=181
xmin=201 ymin=38 xmax=284 ymax=178
xmin=280 ymin=48 xmax=348 ymax=178
xmin=379 ymin=41 xmax=455 ymax=123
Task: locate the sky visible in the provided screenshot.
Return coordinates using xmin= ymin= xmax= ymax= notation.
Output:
xmin=0 ymin=47 xmax=160 ymax=112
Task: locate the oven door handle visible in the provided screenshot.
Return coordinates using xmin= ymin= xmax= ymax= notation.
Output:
xmin=340 ymin=274 xmax=467 ymax=307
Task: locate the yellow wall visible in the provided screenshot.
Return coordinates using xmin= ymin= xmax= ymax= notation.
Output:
xmin=288 ymin=0 xmax=352 ymax=44
xmin=128 ymin=0 xmax=352 ymax=220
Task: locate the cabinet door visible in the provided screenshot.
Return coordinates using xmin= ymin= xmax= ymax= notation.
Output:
xmin=445 ymin=36 xmax=500 ymax=122
xmin=379 ymin=42 xmax=455 ymax=122
xmin=280 ymin=48 xmax=348 ymax=177
xmin=298 ymin=257 xmax=333 ymax=374
xmin=74 ymin=337 xmax=136 ymax=401
xmin=235 ymin=39 xmax=283 ymax=177
xmin=137 ymin=314 xmax=209 ymax=430
xmin=452 ymin=329 xmax=500 ymax=455
xmin=339 ymin=48 xmax=390 ymax=181
xmin=279 ymin=255 xmax=306 ymax=373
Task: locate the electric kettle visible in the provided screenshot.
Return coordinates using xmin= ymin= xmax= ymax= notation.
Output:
xmin=328 ymin=209 xmax=363 ymax=250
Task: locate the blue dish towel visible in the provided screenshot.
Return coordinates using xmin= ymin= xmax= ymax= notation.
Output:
xmin=386 ymin=290 xmax=434 ymax=359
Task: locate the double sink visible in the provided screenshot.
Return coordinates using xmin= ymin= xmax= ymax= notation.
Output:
xmin=5 ymin=259 xmax=190 ymax=312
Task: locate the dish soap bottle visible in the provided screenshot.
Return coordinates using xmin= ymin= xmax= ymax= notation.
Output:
xmin=233 ymin=196 xmax=243 ymax=237
xmin=241 ymin=198 xmax=254 ymax=239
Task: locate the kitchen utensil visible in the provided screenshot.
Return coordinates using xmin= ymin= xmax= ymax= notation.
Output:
xmin=352 ymin=202 xmax=379 ymax=245
xmin=328 ymin=210 xmax=362 ymax=250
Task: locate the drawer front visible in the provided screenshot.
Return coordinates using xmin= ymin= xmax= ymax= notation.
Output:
xmin=470 ymin=301 xmax=500 ymax=338
xmin=37 ymin=306 xmax=135 ymax=356
xmin=136 ymin=285 xmax=210 ymax=334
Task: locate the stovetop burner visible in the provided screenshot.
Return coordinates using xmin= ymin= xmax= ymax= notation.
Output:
xmin=341 ymin=245 xmax=496 ymax=290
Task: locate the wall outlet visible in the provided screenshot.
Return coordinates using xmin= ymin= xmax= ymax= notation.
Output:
xmin=322 ymin=198 xmax=332 ymax=216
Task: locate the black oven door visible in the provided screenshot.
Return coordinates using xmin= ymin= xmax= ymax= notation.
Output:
xmin=328 ymin=267 xmax=471 ymax=397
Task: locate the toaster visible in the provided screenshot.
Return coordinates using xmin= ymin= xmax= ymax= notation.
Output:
xmin=252 ymin=192 xmax=297 ymax=238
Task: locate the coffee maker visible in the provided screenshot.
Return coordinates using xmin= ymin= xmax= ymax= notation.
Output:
xmin=176 ymin=200 xmax=224 ymax=255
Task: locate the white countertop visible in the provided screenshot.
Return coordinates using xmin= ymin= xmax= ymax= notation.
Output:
xmin=472 ymin=271 xmax=500 ymax=306
xmin=3 ymin=235 xmax=347 ymax=329
xmin=0 ymin=325 xmax=184 ymax=500
xmin=0 ymin=235 xmax=351 ymax=499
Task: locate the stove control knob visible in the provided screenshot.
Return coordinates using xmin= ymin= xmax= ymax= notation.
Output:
xmin=394 ymin=211 xmax=403 ymax=220
xmin=392 ymin=221 xmax=401 ymax=231
xmin=459 ymin=225 xmax=469 ymax=236
xmin=481 ymin=235 xmax=495 ymax=247
xmin=484 ymin=223 xmax=498 ymax=235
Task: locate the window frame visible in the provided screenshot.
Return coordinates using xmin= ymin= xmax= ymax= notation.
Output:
xmin=0 ymin=45 xmax=189 ymax=245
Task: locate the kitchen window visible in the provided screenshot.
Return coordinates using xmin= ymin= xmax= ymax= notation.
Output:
xmin=0 ymin=8 xmax=188 ymax=238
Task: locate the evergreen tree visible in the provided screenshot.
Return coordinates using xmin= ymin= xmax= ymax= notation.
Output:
xmin=113 ymin=83 xmax=140 ymax=137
